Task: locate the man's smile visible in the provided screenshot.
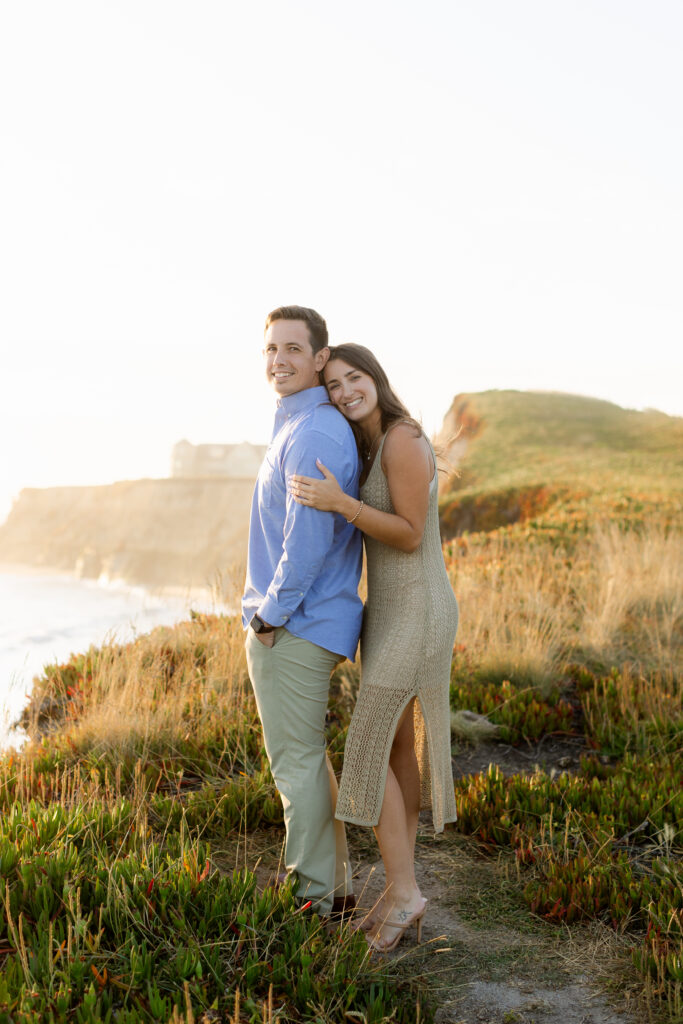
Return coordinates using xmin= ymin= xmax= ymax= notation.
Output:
xmin=263 ymin=317 xmax=327 ymax=395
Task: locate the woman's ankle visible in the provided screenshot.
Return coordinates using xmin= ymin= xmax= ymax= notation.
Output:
xmin=384 ymin=882 xmax=422 ymax=907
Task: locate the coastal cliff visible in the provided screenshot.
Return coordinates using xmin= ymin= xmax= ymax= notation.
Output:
xmin=3 ymin=392 xmax=680 ymax=589
xmin=0 ymin=478 xmax=255 ymax=591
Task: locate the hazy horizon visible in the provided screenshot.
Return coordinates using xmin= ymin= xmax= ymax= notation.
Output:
xmin=1 ymin=383 xmax=680 ymax=527
xmin=2 ymin=1 xmax=681 ymax=525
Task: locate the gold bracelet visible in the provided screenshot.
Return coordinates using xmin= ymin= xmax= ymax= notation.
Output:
xmin=346 ymin=500 xmax=363 ymax=524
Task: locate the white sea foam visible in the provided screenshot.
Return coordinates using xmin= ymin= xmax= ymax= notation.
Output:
xmin=0 ymin=567 xmax=232 ymax=751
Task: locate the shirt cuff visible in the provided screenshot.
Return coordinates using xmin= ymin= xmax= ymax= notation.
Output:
xmin=257 ymin=598 xmax=295 ymax=628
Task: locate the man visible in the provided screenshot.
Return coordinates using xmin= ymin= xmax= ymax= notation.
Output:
xmin=242 ymin=304 xmax=363 ymax=916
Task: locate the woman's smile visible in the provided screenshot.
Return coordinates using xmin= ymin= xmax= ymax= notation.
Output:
xmin=343 ymin=396 xmax=363 ymax=411
xmin=324 ymin=358 xmax=380 ymax=431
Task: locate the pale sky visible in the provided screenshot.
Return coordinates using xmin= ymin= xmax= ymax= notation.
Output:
xmin=1 ymin=0 xmax=681 ymax=524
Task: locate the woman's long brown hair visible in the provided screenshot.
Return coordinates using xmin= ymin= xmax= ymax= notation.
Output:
xmin=324 ymin=343 xmax=422 ymax=457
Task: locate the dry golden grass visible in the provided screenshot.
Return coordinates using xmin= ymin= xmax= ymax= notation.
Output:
xmin=7 ymin=520 xmax=682 ymax=1023
xmin=580 ymin=525 xmax=682 ymax=671
xmin=19 ymin=521 xmax=681 ymax=768
xmin=449 ymin=539 xmax=571 ymax=691
xmin=447 ymin=522 xmax=682 ymax=688
xmin=23 ymin=612 xmax=251 ymax=767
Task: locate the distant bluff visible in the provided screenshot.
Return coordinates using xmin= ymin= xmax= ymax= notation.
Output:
xmin=435 ymin=390 xmax=683 ymax=538
xmin=0 ymin=478 xmax=255 ymax=594
xmin=1 ymin=392 xmax=680 ymax=590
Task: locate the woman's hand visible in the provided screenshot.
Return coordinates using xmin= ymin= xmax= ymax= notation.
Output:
xmin=289 ymin=460 xmax=346 ymax=513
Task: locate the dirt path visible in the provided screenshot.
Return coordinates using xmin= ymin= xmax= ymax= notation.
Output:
xmin=237 ymin=822 xmax=642 ymax=1024
xmin=349 ymin=834 xmax=640 ymax=1024
xmin=225 ymin=729 xmax=647 ymax=1024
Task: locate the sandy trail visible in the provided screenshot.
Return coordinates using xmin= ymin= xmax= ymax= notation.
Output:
xmin=345 ymin=836 xmax=639 ymax=1024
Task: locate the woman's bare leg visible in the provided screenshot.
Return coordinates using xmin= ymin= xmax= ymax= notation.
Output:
xmin=369 ymin=699 xmax=426 ymax=947
xmin=389 ymin=698 xmax=421 ymax=858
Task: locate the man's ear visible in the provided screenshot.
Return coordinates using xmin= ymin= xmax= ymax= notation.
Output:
xmin=315 ymin=346 xmax=330 ymax=371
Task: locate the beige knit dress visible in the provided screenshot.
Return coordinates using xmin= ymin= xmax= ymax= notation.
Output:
xmin=335 ymin=433 xmax=459 ymax=833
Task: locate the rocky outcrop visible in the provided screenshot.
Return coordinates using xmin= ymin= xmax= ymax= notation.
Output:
xmin=432 ymin=393 xmax=483 ymax=494
xmin=0 ymin=478 xmax=256 ymax=592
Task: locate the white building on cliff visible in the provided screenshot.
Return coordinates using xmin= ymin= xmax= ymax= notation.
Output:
xmin=172 ymin=440 xmax=267 ymax=478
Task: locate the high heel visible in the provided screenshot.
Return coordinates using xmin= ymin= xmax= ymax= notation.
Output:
xmin=366 ymin=899 xmax=427 ymax=953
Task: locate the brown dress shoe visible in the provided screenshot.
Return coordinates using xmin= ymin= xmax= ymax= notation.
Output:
xmin=330 ymin=893 xmax=357 ymax=921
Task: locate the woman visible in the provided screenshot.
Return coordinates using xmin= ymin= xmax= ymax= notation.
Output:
xmin=289 ymin=344 xmax=458 ymax=952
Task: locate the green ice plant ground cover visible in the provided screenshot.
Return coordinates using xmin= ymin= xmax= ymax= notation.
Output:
xmin=2 ymin=388 xmax=682 ymax=1021
xmin=0 ymin=793 xmax=426 ymax=1023
xmin=0 ymin=613 xmax=428 ymax=1023
xmin=3 ymin=575 xmax=680 ymax=1021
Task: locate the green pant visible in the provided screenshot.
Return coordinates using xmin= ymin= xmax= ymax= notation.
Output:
xmin=245 ymin=627 xmax=352 ymax=914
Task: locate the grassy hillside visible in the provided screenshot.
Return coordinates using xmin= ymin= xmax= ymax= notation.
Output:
xmin=2 ymin=524 xmax=681 ymax=1020
xmin=436 ymin=391 xmax=683 ymax=537
xmin=0 ymin=391 xmax=681 ymax=1021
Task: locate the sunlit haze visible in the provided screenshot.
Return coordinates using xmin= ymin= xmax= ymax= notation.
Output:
xmin=2 ymin=0 xmax=681 ymax=524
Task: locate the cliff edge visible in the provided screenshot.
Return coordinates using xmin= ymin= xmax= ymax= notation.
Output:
xmin=0 ymin=478 xmax=255 ymax=592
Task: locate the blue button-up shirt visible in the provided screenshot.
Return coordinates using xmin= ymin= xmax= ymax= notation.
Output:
xmin=242 ymin=386 xmax=363 ymax=661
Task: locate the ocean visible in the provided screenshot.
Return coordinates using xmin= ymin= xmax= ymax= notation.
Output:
xmin=0 ymin=567 xmax=231 ymax=750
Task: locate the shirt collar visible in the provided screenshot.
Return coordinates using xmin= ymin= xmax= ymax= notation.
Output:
xmin=277 ymin=385 xmax=329 ymax=417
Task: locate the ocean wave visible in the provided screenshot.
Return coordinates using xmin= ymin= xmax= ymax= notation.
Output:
xmin=0 ymin=570 xmax=232 ymax=750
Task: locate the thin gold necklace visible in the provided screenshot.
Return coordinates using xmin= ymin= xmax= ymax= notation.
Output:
xmin=364 ymin=431 xmax=383 ymax=462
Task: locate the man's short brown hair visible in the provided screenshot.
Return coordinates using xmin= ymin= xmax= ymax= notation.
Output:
xmin=264 ymin=305 xmax=329 ymax=354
